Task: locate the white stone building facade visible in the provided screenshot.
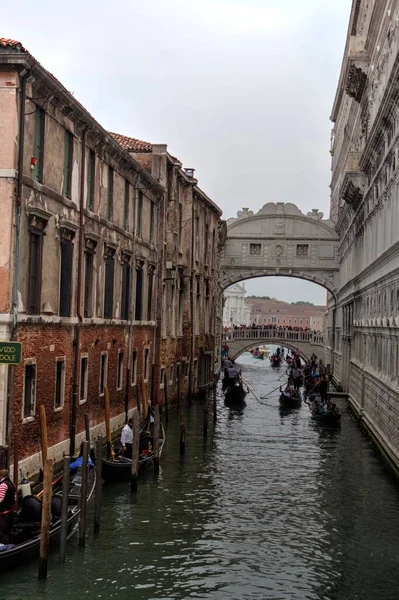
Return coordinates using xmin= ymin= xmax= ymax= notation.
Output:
xmin=223 ymin=284 xmax=251 ymax=327
xmin=327 ymin=0 xmax=399 ymax=468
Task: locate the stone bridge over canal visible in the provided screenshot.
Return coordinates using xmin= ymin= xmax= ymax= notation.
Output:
xmin=222 ymin=328 xmax=325 ymax=361
xmin=220 ymin=202 xmax=340 ymax=296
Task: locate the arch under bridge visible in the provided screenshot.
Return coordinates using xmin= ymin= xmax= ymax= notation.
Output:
xmin=222 ymin=328 xmax=324 ymax=361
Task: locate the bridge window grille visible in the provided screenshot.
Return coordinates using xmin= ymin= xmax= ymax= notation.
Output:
xmin=296 ymin=244 xmax=309 ymax=257
xmin=249 ymin=243 xmax=261 ymax=256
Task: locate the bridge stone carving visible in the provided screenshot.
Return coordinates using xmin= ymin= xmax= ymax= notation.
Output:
xmin=223 ymin=328 xmax=325 ymax=361
xmin=220 ymin=203 xmax=339 ymax=296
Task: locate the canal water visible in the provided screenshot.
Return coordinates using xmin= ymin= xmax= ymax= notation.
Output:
xmin=3 ymin=352 xmax=399 ymax=600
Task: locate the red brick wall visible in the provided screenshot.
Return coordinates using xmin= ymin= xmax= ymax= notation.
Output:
xmin=12 ymin=323 xmax=154 ymax=461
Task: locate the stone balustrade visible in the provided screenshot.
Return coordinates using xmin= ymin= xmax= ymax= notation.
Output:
xmin=222 ymin=327 xmax=324 ymax=346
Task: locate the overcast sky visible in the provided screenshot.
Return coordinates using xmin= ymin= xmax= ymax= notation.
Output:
xmin=3 ymin=0 xmax=350 ymax=305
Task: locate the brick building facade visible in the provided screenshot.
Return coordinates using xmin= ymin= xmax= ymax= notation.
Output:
xmin=248 ymin=299 xmax=326 ymax=331
xmin=0 ymin=39 xmax=222 ymax=476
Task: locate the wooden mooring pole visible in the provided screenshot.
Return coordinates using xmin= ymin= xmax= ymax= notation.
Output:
xmin=179 ymin=371 xmax=185 ymax=455
xmin=78 ymin=441 xmax=89 ymax=547
xmin=130 ymin=408 xmax=140 ymax=493
xmin=203 ymin=387 xmax=209 ymax=440
xmin=38 ymin=458 xmax=53 ymax=579
xmin=213 ymin=375 xmax=218 ymax=426
xmin=39 ymin=405 xmax=48 ymax=465
xmin=153 ymin=406 xmax=160 ymax=473
xmin=85 ymin=413 xmax=91 ymax=444
xmin=163 ymin=371 xmax=169 ymax=423
xmin=94 ymin=437 xmax=102 ymax=534
xmin=104 ymin=386 xmax=111 ymax=459
xmin=12 ymin=433 xmax=18 ymax=510
xmin=59 ymin=455 xmax=70 ymax=562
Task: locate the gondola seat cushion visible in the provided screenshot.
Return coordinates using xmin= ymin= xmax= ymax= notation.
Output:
xmin=51 ymin=495 xmax=62 ymax=518
xmin=19 ymin=495 xmax=42 ymax=523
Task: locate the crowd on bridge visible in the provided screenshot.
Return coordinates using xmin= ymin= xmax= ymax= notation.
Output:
xmin=223 ymin=324 xmax=322 ymax=335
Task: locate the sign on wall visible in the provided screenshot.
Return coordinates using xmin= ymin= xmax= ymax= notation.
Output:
xmin=0 ymin=342 xmax=22 ymax=365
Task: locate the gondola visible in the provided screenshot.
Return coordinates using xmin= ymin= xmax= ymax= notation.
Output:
xmin=0 ymin=462 xmax=96 ymax=573
xmin=224 ymin=382 xmax=247 ymax=407
xmin=270 ymin=356 xmax=282 ymax=367
xmin=279 ymin=390 xmax=301 ymax=409
xmin=101 ymin=424 xmax=166 ymax=483
xmin=252 ymin=352 xmax=264 ymax=360
xmin=311 ymin=411 xmax=341 ymax=427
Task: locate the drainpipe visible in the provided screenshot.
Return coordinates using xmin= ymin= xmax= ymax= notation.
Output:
xmin=124 ymin=173 xmax=139 ymax=422
xmin=151 ymin=189 xmax=164 ymax=406
xmin=70 ymin=126 xmax=87 ymax=456
xmin=6 ymin=70 xmax=28 ymax=458
xmin=188 ymin=198 xmax=196 ymax=399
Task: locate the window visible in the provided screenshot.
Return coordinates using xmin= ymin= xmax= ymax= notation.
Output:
xmin=121 ymin=254 xmax=131 ymax=321
xmin=178 ymin=202 xmax=183 ymax=249
xmin=205 ymin=279 xmax=210 ymax=334
xmin=136 ymin=191 xmax=143 ymax=237
xmin=104 ymin=247 xmax=115 ymax=319
xmin=249 ymin=243 xmax=261 ymax=256
xmin=107 ymin=166 xmax=114 ymax=220
xmin=193 ymin=359 xmax=198 ymax=386
xmin=212 ymin=229 xmax=216 ymax=266
xmin=27 ymin=216 xmax=47 ymax=315
xmin=54 ymin=358 xmax=65 ymax=409
xmin=185 ymin=360 xmax=190 ymax=377
xmin=33 ymin=107 xmax=45 ymax=183
xmin=296 ymin=244 xmax=309 ymax=257
xmin=195 ymin=276 xmax=201 ymax=334
xmin=63 ymin=130 xmax=73 ymax=198
xmin=195 ymin=215 xmax=200 ymax=261
xmin=117 ymin=351 xmax=124 ymax=390
xmin=84 ymin=244 xmax=95 ymax=318
xmin=135 ymin=267 xmax=143 ymax=321
xmin=124 ymin=180 xmax=129 ymax=229
xmin=23 ymin=362 xmax=36 ymax=418
xmin=100 ymin=353 xmax=108 ymax=395
xmin=178 ymin=274 xmax=184 ymax=336
xmin=204 ymin=225 xmax=209 ymax=264
xmin=87 ymin=150 xmax=95 ymax=210
xmin=169 ymin=365 xmax=174 ymax=385
xmin=59 ymin=229 xmax=74 ymax=317
xmin=181 ymin=360 xmax=186 ymax=379
xmin=149 ymin=201 xmax=155 ymax=243
xmin=80 ymin=355 xmax=88 ymax=403
xmin=131 ymin=350 xmax=137 ymax=385
xmin=176 ymin=362 xmax=180 ymax=384
xmin=144 ymin=348 xmax=150 ymax=382
xmin=147 ymin=268 xmax=154 ymax=321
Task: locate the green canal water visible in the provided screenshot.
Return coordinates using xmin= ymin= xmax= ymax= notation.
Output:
xmin=2 ymin=353 xmax=399 ymax=599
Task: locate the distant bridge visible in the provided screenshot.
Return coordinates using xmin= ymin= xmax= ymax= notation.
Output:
xmin=222 ymin=328 xmax=325 ymax=361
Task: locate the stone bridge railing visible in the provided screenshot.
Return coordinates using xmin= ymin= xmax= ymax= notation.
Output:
xmin=222 ymin=328 xmax=324 ymax=346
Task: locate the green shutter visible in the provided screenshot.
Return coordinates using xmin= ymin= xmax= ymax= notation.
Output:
xmin=63 ymin=131 xmax=72 ymax=198
xmin=33 ymin=108 xmax=45 ymax=182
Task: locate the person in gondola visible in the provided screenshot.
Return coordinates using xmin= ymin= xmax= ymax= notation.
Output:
xmin=293 ymin=366 xmax=302 ymax=391
xmin=121 ymin=418 xmax=134 ymax=459
xmin=0 ymin=469 xmax=16 ymax=545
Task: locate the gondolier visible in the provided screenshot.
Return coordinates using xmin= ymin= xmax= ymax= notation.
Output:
xmin=121 ymin=419 xmax=134 ymax=459
xmin=0 ymin=470 xmax=16 ymax=544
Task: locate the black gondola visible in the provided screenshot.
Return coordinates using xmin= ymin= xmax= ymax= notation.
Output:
xmin=0 ymin=462 xmax=96 ymax=573
xmin=224 ymin=382 xmax=247 ymax=407
xmin=279 ymin=391 xmax=301 ymax=409
xmin=311 ymin=411 xmax=341 ymax=427
xmin=270 ymin=356 xmax=282 ymax=367
xmin=101 ymin=425 xmax=166 ymax=483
